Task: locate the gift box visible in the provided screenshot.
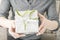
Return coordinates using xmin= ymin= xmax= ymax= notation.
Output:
xmin=15 ymin=10 xmax=39 ymax=34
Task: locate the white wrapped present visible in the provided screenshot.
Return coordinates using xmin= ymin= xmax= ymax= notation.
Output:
xmin=15 ymin=10 xmax=39 ymax=34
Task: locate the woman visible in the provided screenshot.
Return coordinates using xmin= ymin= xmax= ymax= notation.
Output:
xmin=0 ymin=0 xmax=59 ymax=40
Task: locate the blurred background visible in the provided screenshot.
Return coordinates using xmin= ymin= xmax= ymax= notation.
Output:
xmin=0 ymin=0 xmax=60 ymax=40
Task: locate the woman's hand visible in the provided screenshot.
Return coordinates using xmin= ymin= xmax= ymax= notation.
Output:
xmin=36 ymin=13 xmax=49 ymax=36
xmin=0 ymin=17 xmax=26 ymax=39
xmin=8 ymin=27 xmax=26 ymax=39
xmin=8 ymin=20 xmax=26 ymax=39
xmin=0 ymin=17 xmax=14 ymax=28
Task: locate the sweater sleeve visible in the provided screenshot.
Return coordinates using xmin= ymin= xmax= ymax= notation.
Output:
xmin=0 ymin=0 xmax=10 ymax=18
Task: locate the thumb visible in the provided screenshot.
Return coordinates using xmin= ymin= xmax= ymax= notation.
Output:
xmin=38 ymin=13 xmax=45 ymax=19
xmin=38 ymin=13 xmax=45 ymax=21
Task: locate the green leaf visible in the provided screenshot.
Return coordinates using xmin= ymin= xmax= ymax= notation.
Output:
xmin=16 ymin=10 xmax=22 ymax=16
xmin=29 ymin=10 xmax=38 ymax=20
xmin=22 ymin=10 xmax=31 ymax=16
xmin=30 ymin=18 xmax=38 ymax=20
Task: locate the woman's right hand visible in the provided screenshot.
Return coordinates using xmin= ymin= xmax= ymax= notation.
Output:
xmin=0 ymin=17 xmax=26 ymax=39
xmin=8 ymin=20 xmax=26 ymax=39
xmin=8 ymin=27 xmax=26 ymax=39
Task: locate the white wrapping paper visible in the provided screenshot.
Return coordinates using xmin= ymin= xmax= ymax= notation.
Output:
xmin=15 ymin=10 xmax=39 ymax=34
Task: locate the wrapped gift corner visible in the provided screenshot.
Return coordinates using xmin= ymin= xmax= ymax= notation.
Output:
xmin=15 ymin=10 xmax=39 ymax=34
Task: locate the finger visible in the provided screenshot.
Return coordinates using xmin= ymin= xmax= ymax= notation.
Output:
xmin=38 ymin=13 xmax=45 ymax=18
xmin=36 ymin=26 xmax=46 ymax=36
xmin=9 ymin=31 xmax=26 ymax=39
xmin=8 ymin=28 xmax=26 ymax=39
xmin=36 ymin=22 xmax=45 ymax=36
xmin=36 ymin=27 xmax=44 ymax=36
xmin=40 ymin=26 xmax=46 ymax=34
xmin=38 ymin=13 xmax=45 ymax=22
xmin=39 ymin=22 xmax=45 ymax=31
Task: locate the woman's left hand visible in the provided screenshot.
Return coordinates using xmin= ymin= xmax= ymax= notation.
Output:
xmin=36 ymin=13 xmax=50 ymax=36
